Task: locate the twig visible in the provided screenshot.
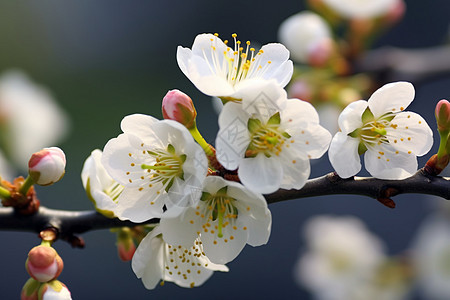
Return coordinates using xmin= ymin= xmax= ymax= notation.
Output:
xmin=0 ymin=169 xmax=448 ymax=245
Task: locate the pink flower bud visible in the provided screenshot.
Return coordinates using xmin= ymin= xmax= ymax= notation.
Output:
xmin=28 ymin=147 xmax=66 ymax=186
xmin=116 ymin=228 xmax=136 ymax=261
xmin=26 ymin=246 xmax=64 ymax=283
xmin=162 ymin=90 xmax=197 ymax=129
xmin=435 ymin=99 xmax=450 ymax=132
xmin=39 ymin=280 xmax=72 ymax=300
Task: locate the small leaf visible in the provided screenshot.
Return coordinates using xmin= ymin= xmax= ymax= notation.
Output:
xmin=358 ymin=142 xmax=368 ymax=155
xmin=348 ymin=128 xmax=360 ymax=138
xmin=267 ymin=112 xmax=281 ymax=125
xmin=216 ymin=186 xmax=228 ymax=196
xmin=179 ymin=154 xmax=187 ymax=163
xmin=361 ymin=107 xmax=374 ymax=123
xmin=167 ymin=144 xmax=176 ymax=154
xmin=282 ymin=131 xmax=291 ymax=139
xmin=248 ymin=118 xmax=262 ymax=133
xmin=200 ymin=192 xmax=212 ymax=201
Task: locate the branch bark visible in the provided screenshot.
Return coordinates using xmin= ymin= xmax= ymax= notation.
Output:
xmin=0 ymin=169 xmax=448 ymax=245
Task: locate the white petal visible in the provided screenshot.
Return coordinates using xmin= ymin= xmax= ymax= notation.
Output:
xmin=159 ymin=207 xmax=201 ymax=247
xmin=247 ymin=43 xmax=293 ymax=87
xmin=121 ymin=114 xmax=161 ymax=142
xmin=278 ymin=151 xmax=310 ymax=190
xmin=216 ymin=102 xmax=250 ymax=170
xmin=338 ymin=100 xmax=367 ymax=134
xmin=235 ymin=79 xmax=287 ymax=119
xmin=201 ymin=217 xmax=249 ymax=264
xmin=132 ymin=228 xmax=164 ymax=290
xmin=387 ymin=112 xmax=433 ymax=156
xmin=238 ymin=153 xmax=283 ymax=194
xmin=364 ymin=145 xmax=417 ymax=179
xmin=282 ymin=98 xmax=321 ymax=125
xmin=328 ymin=132 xmax=361 ymax=178
xmin=114 ymin=188 xmax=165 ymax=222
xmin=368 ymin=81 xmax=415 ymax=118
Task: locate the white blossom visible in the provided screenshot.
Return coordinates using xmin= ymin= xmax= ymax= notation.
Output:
xmin=102 ymin=114 xmax=208 ymax=222
xmin=177 ymin=33 xmax=293 ymax=98
xmin=328 ymin=81 xmax=433 ymax=179
xmin=322 ymin=0 xmax=399 ymax=19
xmin=294 ymin=215 xmax=386 ymax=300
xmin=159 ymin=176 xmax=271 ymax=264
xmin=278 ymin=11 xmax=331 ymax=64
xmin=216 ymin=80 xmax=331 ymax=194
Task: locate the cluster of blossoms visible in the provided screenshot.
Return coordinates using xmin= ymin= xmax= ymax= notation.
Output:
xmin=80 ymin=32 xmax=433 ymax=289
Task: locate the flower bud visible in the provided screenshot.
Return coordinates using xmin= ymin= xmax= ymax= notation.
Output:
xmin=21 ymin=278 xmax=41 ymax=300
xmin=28 ymin=147 xmax=66 ymax=186
xmin=435 ymin=99 xmax=450 ymax=132
xmin=116 ymin=228 xmax=136 ymax=262
xmin=39 ymin=280 xmax=72 ymax=300
xmin=162 ymin=90 xmax=197 ymax=129
xmin=278 ymin=11 xmax=331 ymax=64
xmin=26 ymin=245 xmax=64 ymax=283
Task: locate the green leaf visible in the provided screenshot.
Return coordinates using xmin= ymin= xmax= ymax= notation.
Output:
xmin=247 ymin=118 xmax=262 ymax=133
xmin=361 ymin=107 xmax=374 ymax=123
xmin=267 ymin=112 xmax=281 ymax=125
xmin=179 ymin=154 xmax=187 ymax=163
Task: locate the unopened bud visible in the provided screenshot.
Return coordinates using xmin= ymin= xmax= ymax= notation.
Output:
xmin=435 ymin=99 xmax=450 ymax=132
xmin=116 ymin=228 xmax=136 ymax=262
xmin=162 ymin=90 xmax=197 ymax=129
xmin=28 ymin=147 xmax=66 ymax=186
xmin=39 ymin=280 xmax=72 ymax=300
xmin=278 ymin=11 xmax=331 ymax=64
xmin=26 ymin=245 xmax=64 ymax=283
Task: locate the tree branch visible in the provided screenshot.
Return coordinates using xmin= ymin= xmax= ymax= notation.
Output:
xmin=0 ymin=169 xmax=448 ymax=245
xmin=356 ymin=45 xmax=450 ymax=84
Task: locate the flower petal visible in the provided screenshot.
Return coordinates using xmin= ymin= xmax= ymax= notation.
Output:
xmin=132 ymin=228 xmax=164 ymax=290
xmin=368 ymin=81 xmax=415 ymax=118
xmin=159 ymin=207 xmax=200 ymax=247
xmin=246 ymin=43 xmax=293 ymax=87
xmin=364 ymin=144 xmax=417 ymax=179
xmin=238 ymin=153 xmax=283 ymax=194
xmin=278 ymin=151 xmax=310 ymax=190
xmin=328 ymin=132 xmax=361 ymax=178
xmin=216 ymin=102 xmax=250 ymax=170
xmin=114 ymin=188 xmax=165 ymax=221
xmin=338 ymin=100 xmax=367 ymax=134
xmin=387 ymin=112 xmax=433 ymax=156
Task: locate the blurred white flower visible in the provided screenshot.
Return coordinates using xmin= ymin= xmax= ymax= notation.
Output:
xmin=177 ymin=33 xmax=293 ymax=98
xmin=278 ymin=11 xmax=332 ymax=64
xmin=0 ymin=70 xmax=69 ymax=173
xmin=294 ymin=215 xmax=386 ymax=300
xmin=322 ymin=0 xmax=399 ymax=19
xmin=411 ymin=214 xmax=450 ymax=300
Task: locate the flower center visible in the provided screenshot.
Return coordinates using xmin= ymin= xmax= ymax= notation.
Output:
xmin=246 ymin=113 xmax=291 ymax=157
xmin=199 ymin=187 xmax=238 ymax=238
xmin=207 ymin=33 xmax=271 ymax=87
xmin=141 ymin=144 xmax=186 ymax=192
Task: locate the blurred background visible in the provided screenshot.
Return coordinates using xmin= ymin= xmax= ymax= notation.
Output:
xmin=0 ymin=0 xmax=449 ymax=299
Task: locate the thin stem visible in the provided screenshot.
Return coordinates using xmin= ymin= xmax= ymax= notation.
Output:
xmin=0 ymin=185 xmax=11 ymax=199
xmin=189 ymin=127 xmax=214 ymax=156
xmin=437 ymin=131 xmax=449 ymax=159
xmin=19 ymin=175 xmax=34 ymax=196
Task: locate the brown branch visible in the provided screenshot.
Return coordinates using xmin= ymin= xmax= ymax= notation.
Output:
xmin=355 ymin=45 xmax=450 ymax=84
xmin=0 ymin=168 xmax=449 ymax=245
